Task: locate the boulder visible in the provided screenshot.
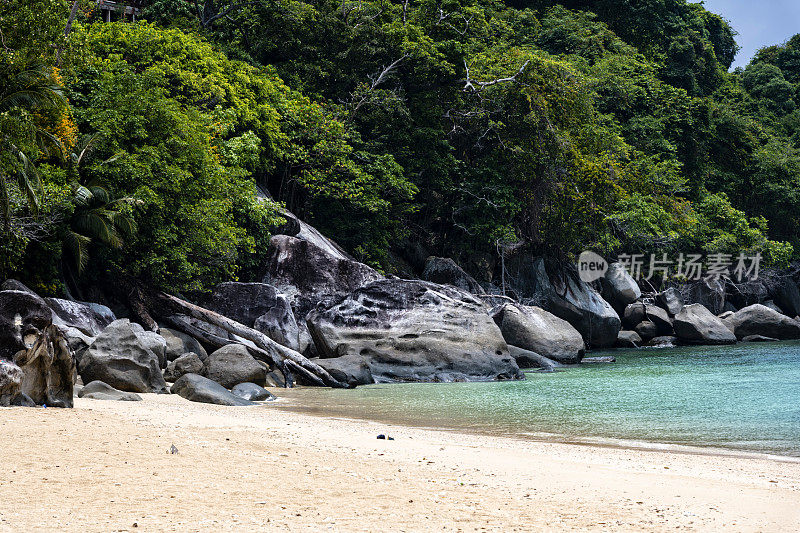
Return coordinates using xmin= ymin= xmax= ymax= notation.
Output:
xmin=14 ymin=324 xmax=75 ymax=407
xmin=600 ymin=263 xmax=641 ymax=313
xmin=422 ymin=257 xmax=485 ymax=295
xmin=264 ymin=370 xmax=287 ymax=388
xmin=763 ymin=300 xmax=783 ymax=313
xmin=635 ymin=320 xmax=658 ymax=342
xmin=270 ymin=207 xmax=354 ymax=262
xmin=252 ymin=292 xmax=303 ymax=353
xmin=582 ymin=356 xmax=616 ymax=363
xmin=78 ymin=380 xmax=142 ymax=401
xmin=655 ymin=287 xmax=684 ymax=317
xmin=231 ymin=382 xmax=275 ymax=402
xmin=648 ymin=336 xmax=679 ymax=348
xmin=771 ymin=278 xmax=800 ymax=317
xmin=46 ymin=298 xmax=115 ymax=337
xmin=623 ymin=302 xmax=646 ymax=329
xmin=616 ymin=330 xmax=642 ymax=348
xmin=686 ymin=277 xmax=726 ymax=315
xmin=0 ymin=279 xmax=35 ymax=293
xmin=644 ymin=304 xmax=674 ymax=335
xmin=742 ymin=335 xmax=779 ymax=343
xmin=160 ymin=327 xmax=208 ymax=363
xmin=207 ymin=282 xmax=283 ymax=328
xmin=0 ymin=289 xmax=52 ymax=360
xmin=171 ymin=374 xmax=254 ymax=406
xmin=718 ymin=311 xmax=735 ymax=320
xmin=202 ymin=344 xmax=266 ymax=389
xmin=129 ymin=323 xmax=167 ymax=369
xmin=79 ymin=319 xmax=168 ymax=394
xmin=723 ymin=304 xmax=800 ymax=340
xmin=59 ymin=326 xmax=94 ymax=367
xmin=163 ymin=352 xmax=204 ymax=383
xmin=0 ymin=359 xmax=23 ymax=406
xmin=315 ymin=355 xmax=374 ymax=387
xmin=673 ymin=304 xmax=737 ymax=345
xmin=307 ymin=279 xmax=522 ymax=383
xmin=491 ymin=303 xmax=584 ymax=364
xmin=727 ymin=279 xmax=768 ymax=309
xmin=507 ymin=345 xmax=562 ymax=372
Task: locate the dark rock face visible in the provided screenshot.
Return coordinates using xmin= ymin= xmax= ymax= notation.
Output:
xmin=644 ymin=304 xmax=674 ymax=335
xmin=203 ymin=344 xmax=266 ymax=389
xmin=171 ymin=373 xmax=255 ymax=406
xmin=655 ymin=287 xmax=684 ymax=316
xmin=0 ymin=290 xmax=52 ymax=360
xmin=763 ymin=300 xmax=783 ymax=313
xmin=60 ymin=326 xmax=94 ymax=368
xmin=491 ymin=303 xmax=584 ymax=364
xmin=79 ymin=319 xmax=168 ymax=394
xmin=0 ymin=279 xmax=35 ymax=293
xmin=264 ymin=370 xmax=287 ymax=388
xmin=307 ymin=279 xmax=522 ymax=383
xmin=0 ymin=359 xmax=23 ymax=406
xmin=78 ymin=380 xmax=142 ymax=401
xmin=723 ymin=304 xmax=800 ymax=340
xmin=772 ymin=279 xmax=800 ymax=317
xmin=507 ymin=345 xmax=562 ymax=371
xmin=164 ymin=352 xmax=204 ymax=383
xmin=635 ymin=320 xmax=658 ymax=341
xmin=686 ymin=277 xmax=726 ymax=315
xmin=315 ymin=355 xmax=374 ymax=387
xmin=231 ymin=382 xmax=275 ymax=401
xmin=46 ymin=298 xmax=115 ymax=337
xmin=252 ymin=293 xmax=302 ymax=353
xmin=623 ymin=302 xmax=646 ymax=329
xmin=600 ymin=263 xmax=641 ymax=313
xmin=616 ymin=330 xmax=642 ymax=348
xmin=422 ymin=257 xmax=485 ymax=295
xmin=526 ymin=259 xmax=621 ymax=348
xmin=727 ymin=279 xmax=768 ymax=310
xmin=161 ymin=328 xmax=208 ymax=363
xmin=270 ymin=207 xmax=354 ymax=262
xmin=673 ymin=304 xmax=736 ymax=345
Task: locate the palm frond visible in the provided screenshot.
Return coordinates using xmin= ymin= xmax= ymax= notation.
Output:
xmin=62 ymin=230 xmax=92 ymax=274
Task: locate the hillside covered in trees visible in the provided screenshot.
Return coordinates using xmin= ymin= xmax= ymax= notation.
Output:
xmin=2 ymin=0 xmax=800 ymax=297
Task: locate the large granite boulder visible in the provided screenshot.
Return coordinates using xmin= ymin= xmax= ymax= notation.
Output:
xmin=635 ymin=320 xmax=657 ymax=342
xmin=307 ymin=279 xmax=522 ymax=383
xmin=0 ymin=359 xmax=23 ymax=406
xmin=422 ymin=257 xmax=485 ymax=295
xmin=14 ymin=324 xmax=75 ymax=407
xmin=655 ymin=287 xmax=684 ymax=317
xmin=687 ymin=277 xmax=726 ymax=315
xmin=723 ymin=304 xmax=800 ymax=340
xmin=491 ymin=303 xmax=584 ymax=364
xmin=163 ymin=352 xmax=204 ymax=383
xmin=78 ymin=380 xmax=142 ymax=401
xmin=507 ymin=345 xmax=562 ymax=371
xmin=673 ymin=304 xmax=737 ymax=345
xmin=171 ymin=373 xmax=254 ymax=406
xmin=79 ymin=319 xmax=168 ymax=393
xmin=616 ymin=330 xmax=642 ymax=348
xmin=771 ymin=278 xmax=800 ymax=317
xmin=202 ymin=344 xmax=266 ymax=389
xmin=0 ymin=289 xmax=52 ymax=360
xmin=600 ymin=263 xmax=641 ymax=313
xmin=270 ymin=207 xmax=354 ymax=262
xmin=315 ymin=355 xmax=374 ymax=387
xmin=727 ymin=279 xmax=768 ymax=310
xmin=160 ymin=328 xmax=208 ymax=363
xmin=231 ymin=382 xmax=275 ymax=401
xmin=60 ymin=326 xmax=94 ymax=367
xmin=644 ymin=304 xmax=674 ymax=335
xmin=623 ymin=302 xmax=646 ymax=328
xmin=46 ymin=298 xmax=115 ymax=337
xmin=130 ymin=323 xmax=167 ymax=369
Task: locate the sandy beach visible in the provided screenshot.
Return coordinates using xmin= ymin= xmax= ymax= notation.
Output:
xmin=1 ymin=394 xmax=799 ymax=532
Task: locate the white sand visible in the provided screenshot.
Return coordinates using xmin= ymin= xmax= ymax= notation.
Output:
xmin=1 ymin=394 xmax=798 ymax=532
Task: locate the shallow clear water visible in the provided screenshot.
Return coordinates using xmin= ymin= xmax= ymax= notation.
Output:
xmin=279 ymin=342 xmax=800 ymax=456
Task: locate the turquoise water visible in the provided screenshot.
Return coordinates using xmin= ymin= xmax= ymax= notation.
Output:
xmin=280 ymin=342 xmax=800 ymax=457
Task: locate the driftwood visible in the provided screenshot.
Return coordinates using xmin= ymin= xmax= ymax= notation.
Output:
xmin=13 ymin=325 xmax=75 ymax=407
xmin=152 ymin=292 xmax=348 ymax=388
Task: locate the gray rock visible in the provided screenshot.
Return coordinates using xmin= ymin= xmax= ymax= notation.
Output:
xmin=160 ymin=328 xmax=208 ymax=363
xmin=491 ymin=303 xmax=584 ymax=364
xmin=718 ymin=311 xmax=735 ymax=320
xmin=307 ymin=279 xmax=523 ymax=383
xmin=128 ymin=323 xmax=167 ymax=369
xmin=723 ymin=304 xmax=800 ymax=340
xmin=687 ymin=277 xmax=726 ymax=315
xmin=771 ymin=278 xmax=800 ymax=317
xmin=741 ymin=335 xmax=779 ymax=342
xmin=231 ymin=382 xmax=275 ymax=401
xmin=171 ymin=373 xmax=255 ymax=406
xmin=252 ymin=292 xmax=303 ymax=353
xmin=422 ymin=257 xmax=485 ymax=295
xmin=582 ymin=356 xmax=616 ymax=363
xmin=203 ymin=344 xmax=266 ymax=389
xmin=164 ymin=352 xmax=204 ymax=383
xmin=507 ymin=345 xmax=562 ymax=371
xmin=0 ymin=359 xmax=23 ymax=406
xmin=644 ymin=304 xmax=674 ymax=335
xmin=0 ymin=289 xmax=52 ymax=360
xmin=726 ymin=279 xmax=768 ymax=309
xmin=0 ymin=279 xmax=35 ymax=293
xmin=14 ymin=325 xmax=75 ymax=408
xmin=59 ymin=326 xmax=94 ymax=367
xmin=600 ymin=263 xmax=641 ymax=312
xmin=270 ymin=207 xmax=354 ymax=262
xmin=673 ymin=304 xmax=737 ymax=345
xmin=79 ymin=319 xmax=168 ymax=393
xmin=315 ymin=355 xmax=375 ymax=387
xmin=655 ymin=287 xmax=683 ymax=316
xmin=616 ymin=330 xmax=642 ymax=348
xmin=264 ymin=370 xmax=287 ymax=388
xmin=635 ymin=320 xmax=658 ymax=341
xmin=648 ymin=336 xmax=679 ymax=348
xmin=623 ymin=302 xmax=646 ymax=328
xmin=46 ymin=298 xmax=115 ymax=337
xmin=763 ymin=300 xmax=783 ymax=313
xmin=78 ymin=380 xmax=142 ymax=401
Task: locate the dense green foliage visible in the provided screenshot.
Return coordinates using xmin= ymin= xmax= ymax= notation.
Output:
xmin=1 ymin=0 xmax=798 ymax=295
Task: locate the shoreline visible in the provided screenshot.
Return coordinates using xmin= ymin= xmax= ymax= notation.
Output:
xmin=2 ymin=394 xmax=799 ymax=532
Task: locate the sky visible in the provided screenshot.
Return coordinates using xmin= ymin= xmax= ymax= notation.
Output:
xmin=691 ymin=0 xmax=800 ymax=68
